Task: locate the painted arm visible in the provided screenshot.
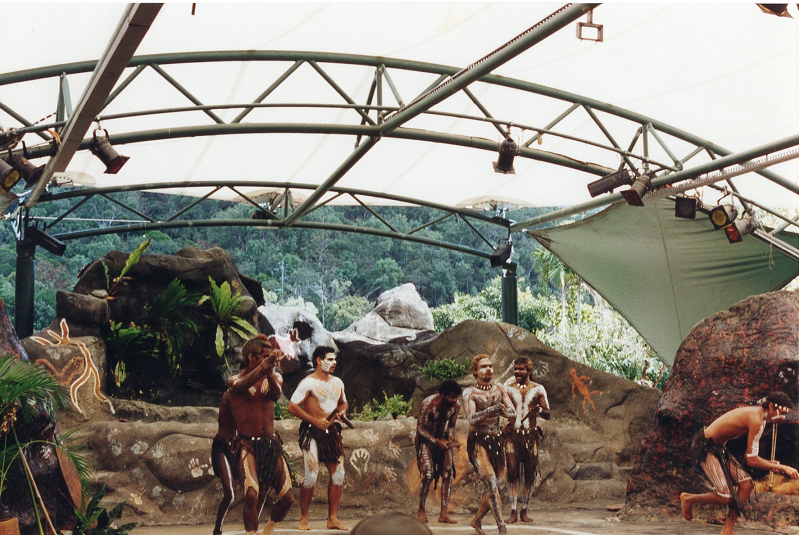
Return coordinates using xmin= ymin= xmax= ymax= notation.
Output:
xmin=535 ymin=387 xmax=551 ymax=421
xmin=501 ymin=386 xmax=517 ymax=420
xmin=446 ymin=402 xmax=460 ymax=442
xmin=745 ymin=419 xmax=798 ymax=478
xmin=466 ymin=393 xmax=504 ymax=426
xmin=416 ymin=399 xmax=438 ymax=444
xmin=226 ymin=358 xmax=272 ymax=393
xmin=286 ymin=397 xmax=333 ymax=430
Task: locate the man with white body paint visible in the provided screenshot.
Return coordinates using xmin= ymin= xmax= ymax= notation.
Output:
xmin=462 ymin=354 xmax=516 ymax=535
xmin=503 ymin=356 xmax=550 ymax=524
xmin=287 ymin=346 xmax=349 ymax=531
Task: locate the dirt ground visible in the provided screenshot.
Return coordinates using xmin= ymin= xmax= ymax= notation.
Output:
xmin=131 ymin=503 xmax=788 ymax=535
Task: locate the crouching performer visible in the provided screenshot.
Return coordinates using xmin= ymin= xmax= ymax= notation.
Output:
xmin=463 ymin=354 xmax=516 ymax=535
xmin=680 ymin=391 xmax=798 ymax=535
xmin=227 ymin=334 xmax=294 ymax=535
xmin=287 ymin=346 xmax=349 ymax=531
xmin=415 ymin=378 xmax=462 ymax=524
xmin=504 ymin=357 xmax=550 ymax=523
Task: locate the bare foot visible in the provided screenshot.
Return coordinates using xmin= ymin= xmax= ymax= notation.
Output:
xmin=470 ymin=517 xmax=485 ymax=535
xmin=498 ymin=524 xmax=508 ymax=534
xmin=297 ymin=517 xmax=311 ymax=531
xmin=326 ymin=518 xmax=348 ymax=531
xmin=520 ymin=510 xmax=533 ymax=523
xmin=262 ymin=520 xmax=277 ymax=535
xmin=506 ymin=509 xmax=518 ymax=524
xmin=438 ymin=513 xmax=457 ymax=524
xmin=679 ymin=493 xmax=693 ymax=521
xmin=417 ymin=511 xmax=428 ymax=523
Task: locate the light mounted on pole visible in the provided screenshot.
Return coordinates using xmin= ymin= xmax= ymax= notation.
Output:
xmin=90 ymin=128 xmax=130 ymax=174
xmin=493 ymin=128 xmax=519 ymax=175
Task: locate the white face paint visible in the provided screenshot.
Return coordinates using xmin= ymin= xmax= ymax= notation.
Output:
xmin=320 ymin=353 xmax=337 ymax=373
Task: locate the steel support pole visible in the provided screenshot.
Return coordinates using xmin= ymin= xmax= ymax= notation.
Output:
xmin=501 ymin=262 xmax=518 ymax=326
xmin=15 ymin=240 xmax=36 ymax=338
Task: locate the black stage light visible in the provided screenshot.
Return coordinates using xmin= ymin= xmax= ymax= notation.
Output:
xmin=27 ymin=225 xmax=67 ymax=256
xmin=587 ymin=169 xmax=633 ymax=198
xmin=493 ymin=134 xmax=518 ymax=174
xmin=757 ymin=4 xmax=792 ymax=17
xmin=674 ymin=195 xmax=700 ymax=219
xmin=490 ymin=240 xmax=513 ymax=267
xmin=91 ymin=129 xmax=130 ymax=174
xmin=709 ymin=204 xmax=738 ymax=230
xmin=9 ymin=152 xmax=45 ymax=187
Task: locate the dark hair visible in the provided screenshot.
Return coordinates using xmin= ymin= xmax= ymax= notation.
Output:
xmin=438 ymin=379 xmax=462 ymax=397
xmin=760 ymin=391 xmax=795 ymax=410
xmin=312 ymin=345 xmax=336 ymax=365
xmin=513 ymin=356 xmax=533 ymax=375
xmin=241 ymin=334 xmax=271 ymax=366
xmin=350 ymin=512 xmax=432 ymax=535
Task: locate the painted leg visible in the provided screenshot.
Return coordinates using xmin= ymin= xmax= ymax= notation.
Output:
xmin=438 ymin=475 xmax=457 ymax=524
xmin=298 ymin=486 xmax=313 ymax=531
xmin=520 ymin=486 xmax=533 ymax=522
xmin=326 ymin=483 xmax=347 ymax=530
xmin=470 ymin=495 xmax=489 ymax=535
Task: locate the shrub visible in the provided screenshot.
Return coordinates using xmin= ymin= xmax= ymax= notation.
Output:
xmin=414 ymin=357 xmax=470 ymax=380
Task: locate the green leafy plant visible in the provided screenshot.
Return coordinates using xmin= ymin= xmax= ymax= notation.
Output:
xmin=414 ymin=356 xmax=471 ymax=381
xmin=0 ymin=356 xmax=90 ymax=535
xmin=107 ymin=238 xmax=151 ymax=296
xmin=142 ymin=278 xmax=202 ymax=376
xmin=105 ymin=322 xmax=158 ymax=388
xmin=199 ymin=277 xmax=258 ymax=369
xmin=355 ymin=392 xmax=412 ymax=421
xmin=69 ymin=484 xmax=137 ymax=535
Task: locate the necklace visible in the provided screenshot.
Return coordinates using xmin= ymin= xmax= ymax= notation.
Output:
xmin=476 ymin=383 xmax=492 ymax=391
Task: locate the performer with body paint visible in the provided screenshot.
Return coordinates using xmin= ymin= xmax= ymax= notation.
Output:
xmin=415 ymin=378 xmax=462 ymax=524
xmin=680 ymin=391 xmax=798 ymax=535
xmin=226 ymin=334 xmax=294 ymax=535
xmin=211 ymin=390 xmax=238 ymax=535
xmin=503 ymin=357 xmax=550 ymax=524
xmin=287 ymin=346 xmax=349 ymax=531
xmin=462 ymin=354 xmax=516 ymax=535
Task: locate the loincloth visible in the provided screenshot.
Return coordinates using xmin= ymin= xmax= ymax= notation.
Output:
xmin=415 ymin=434 xmax=455 ymax=490
xmin=691 ymin=429 xmax=750 ymax=518
xmin=235 ymin=433 xmax=283 ymax=487
xmin=509 ymin=427 xmax=541 ymax=486
xmin=299 ymin=421 xmax=344 ymax=463
xmin=467 ymin=429 xmax=506 ymax=476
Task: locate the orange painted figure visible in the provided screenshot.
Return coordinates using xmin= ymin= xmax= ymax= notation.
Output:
xmin=569 ymin=367 xmax=601 ymax=412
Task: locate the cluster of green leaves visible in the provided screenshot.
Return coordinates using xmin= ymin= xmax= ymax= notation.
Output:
xmin=69 ymin=484 xmax=137 ymax=535
xmin=199 ymin=277 xmax=258 ymax=372
xmin=142 ymin=278 xmax=202 ymax=375
xmin=413 ymin=356 xmax=471 ymax=380
xmin=355 ymin=392 xmax=413 ymax=420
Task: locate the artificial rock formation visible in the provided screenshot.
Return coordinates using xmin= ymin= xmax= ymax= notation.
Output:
xmin=622 ymin=290 xmax=799 ymax=532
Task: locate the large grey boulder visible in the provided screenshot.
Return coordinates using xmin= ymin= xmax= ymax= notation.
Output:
xmin=337 ymin=283 xmax=434 ymax=344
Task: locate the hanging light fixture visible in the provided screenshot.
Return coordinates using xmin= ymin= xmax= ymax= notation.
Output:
xmin=0 ymin=158 xmax=20 ymax=193
xmin=26 ymin=224 xmax=67 ymax=256
xmin=8 ymin=152 xmax=45 ymax=187
xmin=90 ymin=129 xmax=130 ymax=174
xmin=493 ymin=129 xmax=518 ymax=174
xmin=725 ymin=217 xmax=758 ymax=243
xmin=620 ymin=173 xmax=651 ymax=206
xmin=489 ymin=239 xmax=513 ymax=267
xmin=674 ymin=194 xmax=701 ymax=219
xmin=708 ymin=204 xmax=738 ymax=230
xmin=587 ymin=168 xmax=633 ymax=198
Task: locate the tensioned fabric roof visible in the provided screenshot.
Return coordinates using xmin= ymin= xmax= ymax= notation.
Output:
xmin=529 ymin=199 xmax=799 ymax=365
xmin=1 ymin=3 xmax=798 ymax=362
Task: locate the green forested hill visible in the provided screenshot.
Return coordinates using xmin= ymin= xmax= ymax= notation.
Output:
xmin=0 ymin=191 xmax=553 ymax=330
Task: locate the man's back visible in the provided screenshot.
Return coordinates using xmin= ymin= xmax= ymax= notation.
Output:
xmin=705 ymin=405 xmax=761 ymax=446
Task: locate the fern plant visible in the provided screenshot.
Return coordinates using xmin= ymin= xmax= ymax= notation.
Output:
xmin=69 ymin=484 xmax=137 ymax=535
xmin=142 ymin=278 xmax=202 ymax=376
xmin=199 ymin=277 xmax=258 ymax=370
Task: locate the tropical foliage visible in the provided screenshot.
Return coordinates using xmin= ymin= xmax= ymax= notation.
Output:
xmin=413 ymin=356 xmax=472 ymax=381
xmin=199 ymin=276 xmax=259 ymax=371
xmin=69 ymin=484 xmax=137 ymax=535
xmin=355 ymin=392 xmax=413 ymax=420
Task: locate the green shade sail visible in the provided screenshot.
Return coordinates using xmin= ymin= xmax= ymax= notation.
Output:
xmin=528 ymin=199 xmax=798 ymax=366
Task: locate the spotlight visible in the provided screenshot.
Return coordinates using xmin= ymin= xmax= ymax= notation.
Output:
xmin=490 ymin=239 xmax=513 ymax=267
xmin=0 ymin=159 xmax=20 ymax=193
xmin=709 ymin=204 xmax=738 ymax=230
xmin=757 ymin=4 xmax=792 ymax=17
xmin=674 ymin=195 xmax=700 ymax=219
xmin=8 ymin=152 xmax=45 ymax=187
xmin=725 ymin=217 xmax=758 ymax=243
xmin=576 ymin=9 xmax=603 ymax=42
xmin=587 ymin=168 xmax=633 ymax=198
xmin=91 ymin=129 xmax=130 ymax=174
xmin=493 ymin=131 xmax=518 ymax=174
xmin=620 ymin=174 xmax=651 ymax=207
xmin=26 ymin=225 xmax=67 ymax=256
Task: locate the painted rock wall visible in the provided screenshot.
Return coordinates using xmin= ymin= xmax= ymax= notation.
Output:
xmin=622 ymin=290 xmax=799 ymax=532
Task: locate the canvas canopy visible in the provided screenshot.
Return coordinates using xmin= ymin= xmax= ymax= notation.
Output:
xmin=528 ymin=199 xmax=799 ymax=366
